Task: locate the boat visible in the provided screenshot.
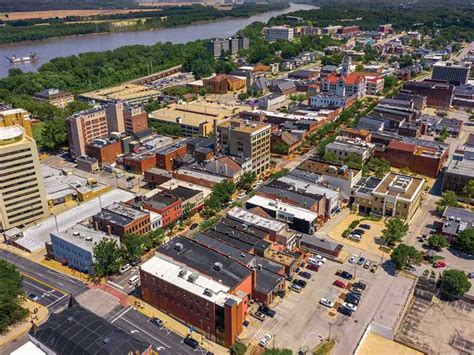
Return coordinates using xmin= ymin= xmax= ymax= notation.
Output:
xmin=5 ymin=52 xmax=38 ymax=63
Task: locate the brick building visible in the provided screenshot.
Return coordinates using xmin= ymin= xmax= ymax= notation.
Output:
xmin=141 ymin=191 xmax=182 ymax=228
xmin=402 ymin=80 xmax=455 ymax=109
xmin=155 ymin=142 xmax=188 ymax=171
xmin=92 ymin=202 xmax=150 ymax=239
xmin=124 ymin=105 xmax=148 ymax=134
xmin=141 ymin=237 xmax=252 ymax=347
xmin=122 ymin=151 xmax=157 ymax=174
xmin=85 ymin=138 xmax=122 ymax=167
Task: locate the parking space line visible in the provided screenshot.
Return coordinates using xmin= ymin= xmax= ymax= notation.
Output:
xmin=110 ymin=306 xmax=133 ymax=323
xmin=117 ymin=317 xmax=171 ymax=349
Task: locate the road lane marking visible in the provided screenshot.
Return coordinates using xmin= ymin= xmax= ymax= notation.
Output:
xmin=110 ymin=306 xmax=133 ymax=323
xmin=116 ymin=317 xmax=171 ymax=349
xmin=22 ymin=273 xmax=67 ymax=295
xmin=47 ymin=294 xmax=68 ymax=309
xmin=107 ymin=281 xmax=124 ymax=290
xmin=23 ymin=280 xmax=60 ymax=300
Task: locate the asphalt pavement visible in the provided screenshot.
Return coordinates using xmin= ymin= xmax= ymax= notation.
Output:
xmin=107 ymin=306 xmax=198 ymax=355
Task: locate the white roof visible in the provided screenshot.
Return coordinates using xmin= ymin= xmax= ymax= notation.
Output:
xmin=246 ymin=195 xmax=318 ymax=223
xmin=10 ymin=341 xmax=45 ymax=355
xmin=227 ymin=207 xmax=287 ymax=232
xmin=158 ymin=178 xmax=212 ymax=198
xmin=0 ymin=126 xmax=23 ymax=140
xmin=278 ymin=176 xmax=339 ymax=199
xmin=141 ymin=256 xmax=241 ymax=306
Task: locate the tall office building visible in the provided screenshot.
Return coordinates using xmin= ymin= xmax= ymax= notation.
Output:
xmin=66 ymin=107 xmax=109 ymax=158
xmin=217 ymin=120 xmax=271 ymax=175
xmin=432 ymin=62 xmax=471 ymax=86
xmin=207 ymin=36 xmax=249 ymax=57
xmin=0 ymin=107 xmax=33 ymax=138
xmin=0 ymin=126 xmax=48 ymax=230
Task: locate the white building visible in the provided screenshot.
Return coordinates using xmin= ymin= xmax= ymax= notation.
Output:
xmin=265 ymin=26 xmax=294 ymax=42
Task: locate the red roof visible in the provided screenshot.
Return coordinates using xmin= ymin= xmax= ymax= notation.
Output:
xmin=387 ymin=140 xmax=416 ymax=153
xmin=325 ymin=73 xmax=364 ymax=85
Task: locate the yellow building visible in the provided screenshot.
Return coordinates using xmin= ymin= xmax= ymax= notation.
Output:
xmin=0 ymin=126 xmax=49 ymax=230
xmin=0 ymin=107 xmax=33 ymax=138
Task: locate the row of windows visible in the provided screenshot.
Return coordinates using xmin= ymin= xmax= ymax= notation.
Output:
xmin=0 ymin=153 xmax=32 ymax=165
xmin=0 ymin=148 xmax=31 ymax=158
xmin=0 ymin=172 xmax=37 ymax=188
xmin=8 ymin=203 xmax=43 ymax=220
xmin=4 ymin=188 xmax=41 ymax=202
xmin=10 ymin=209 xmax=44 ymax=224
xmin=6 ymin=198 xmax=42 ymax=214
xmin=0 ymin=165 xmax=34 ymax=178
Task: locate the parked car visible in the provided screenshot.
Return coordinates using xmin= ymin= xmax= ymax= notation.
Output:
xmin=352 ymin=281 xmax=367 ymax=290
xmin=238 ymin=192 xmax=246 ymax=199
xmin=370 ymin=264 xmax=378 ymax=273
xmin=150 ymin=317 xmax=164 ymax=328
xmin=259 ymin=334 xmax=272 ymax=347
xmin=252 ymin=311 xmax=266 ymax=321
xmin=295 ymin=267 xmax=301 ymax=274
xmin=190 ymin=223 xmax=198 ymax=230
xmin=349 ymin=234 xmax=362 ymax=241
xmin=337 ymin=270 xmax=353 ymax=280
xmin=347 ymin=292 xmax=361 ymax=301
xmin=315 ymin=255 xmax=327 ymax=263
xmin=307 ymin=257 xmax=323 ymax=267
xmin=184 ymin=336 xmax=199 ymax=349
xmin=299 ymin=271 xmax=312 ymax=279
xmin=119 ymin=263 xmax=131 ymax=274
xmin=338 ymin=306 xmax=353 ymax=317
xmin=351 ymin=286 xmax=363 ymax=294
xmin=28 ymin=293 xmax=39 ymax=302
xmin=468 ymin=272 xmax=474 ymax=279
xmin=348 ymin=254 xmax=358 ymax=263
xmin=404 ymin=264 xmax=416 ymax=272
xmin=128 ymin=274 xmax=140 ymax=285
xmin=433 ymin=260 xmax=446 ymax=268
xmin=290 ymin=284 xmax=302 ymax=293
xmin=342 ymin=302 xmax=358 ymax=312
xmin=333 ymin=280 xmax=346 ymax=288
xmin=300 ymin=262 xmax=306 ymax=268
xmin=345 ymin=294 xmax=360 ymax=305
xmin=307 ymin=263 xmax=319 ymax=271
xmin=293 ymin=279 xmax=307 ymax=288
xmin=363 ymin=260 xmax=371 ymax=269
xmin=258 ymin=306 xmax=276 ymax=318
xmin=320 ymin=298 xmax=335 ymax=308
xmin=360 ymin=224 xmax=371 ymax=230
xmin=357 ymin=257 xmax=366 ymax=265
xmin=353 ymin=229 xmax=365 ymax=235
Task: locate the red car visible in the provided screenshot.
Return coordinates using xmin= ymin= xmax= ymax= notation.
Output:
xmin=433 ymin=260 xmax=446 ymax=268
xmin=307 ymin=263 xmax=319 ymax=271
xmin=333 ymin=280 xmax=346 ymax=288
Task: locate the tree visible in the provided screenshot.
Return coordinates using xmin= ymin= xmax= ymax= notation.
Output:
xmin=122 ymin=233 xmax=144 ymax=261
xmin=383 ymin=75 xmax=399 ymax=93
xmin=323 ymin=151 xmax=340 ymax=164
xmin=230 ymin=341 xmax=248 ymax=355
xmin=390 ymin=244 xmax=422 ymax=270
xmin=0 ymin=260 xmax=29 ymax=334
xmin=344 ymin=152 xmax=363 ymax=169
xmin=40 ymin=117 xmax=68 ymax=150
xmin=145 ymin=228 xmax=166 ymax=248
xmin=92 ymin=239 xmax=124 ymax=276
xmin=366 ymin=157 xmax=391 ymax=178
xmin=427 ymin=234 xmax=449 ymax=250
xmin=435 ymin=190 xmax=459 ymax=214
xmin=238 ymin=171 xmax=257 ymax=192
xmin=441 ymin=269 xmax=471 ymax=297
xmin=462 ymin=180 xmax=474 ymax=201
xmin=437 ymin=127 xmax=449 ymax=143
xmin=455 ymin=228 xmax=474 ymax=255
xmin=382 ymin=217 xmax=409 ymax=246
xmin=269 ymin=168 xmax=289 ymax=181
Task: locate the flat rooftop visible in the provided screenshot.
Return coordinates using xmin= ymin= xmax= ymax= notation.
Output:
xmin=246 ymin=195 xmax=318 ymax=223
xmin=174 ymin=168 xmax=226 ymax=184
xmin=95 ymin=202 xmax=148 ymax=227
xmin=278 ymin=176 xmax=339 ymax=199
xmin=374 ymin=173 xmax=424 ymax=201
xmin=157 ymin=236 xmax=252 ymax=290
xmin=51 ymin=224 xmax=117 ymax=253
xmin=219 ymin=119 xmax=270 ymax=135
xmin=79 ymin=83 xmax=160 ymax=103
xmin=158 ymin=178 xmax=212 ymax=198
xmin=141 ymin=255 xmax=241 ymax=306
xmin=227 ymin=207 xmax=287 ymax=233
xmin=298 ymin=159 xmax=360 ymax=181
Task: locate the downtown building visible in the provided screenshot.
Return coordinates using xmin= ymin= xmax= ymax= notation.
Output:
xmin=207 ymin=36 xmax=249 ymax=57
xmin=0 ymin=126 xmax=48 ymax=230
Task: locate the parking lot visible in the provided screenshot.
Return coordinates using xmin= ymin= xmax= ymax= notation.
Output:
xmin=242 ymin=254 xmax=388 ymax=354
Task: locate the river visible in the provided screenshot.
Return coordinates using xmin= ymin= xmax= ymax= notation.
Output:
xmin=0 ymin=3 xmax=315 ymax=78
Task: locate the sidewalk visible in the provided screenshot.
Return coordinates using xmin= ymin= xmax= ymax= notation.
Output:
xmin=128 ymin=296 xmax=229 ymax=354
xmin=0 ymin=300 xmax=48 ymax=347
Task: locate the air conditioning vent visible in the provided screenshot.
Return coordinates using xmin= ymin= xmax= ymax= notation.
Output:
xmin=213 ymin=262 xmax=223 ymax=271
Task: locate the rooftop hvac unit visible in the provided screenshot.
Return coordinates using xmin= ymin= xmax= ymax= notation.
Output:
xmin=178 ymin=269 xmax=187 ymax=278
xmin=188 ymin=272 xmax=199 ymax=283
xmin=174 ymin=242 xmax=184 ymax=251
xmin=85 ymin=236 xmax=93 ymax=242
xmin=204 ymin=288 xmax=214 ymax=297
xmin=213 ymin=262 xmax=223 ymax=271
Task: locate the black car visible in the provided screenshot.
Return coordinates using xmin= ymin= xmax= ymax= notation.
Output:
xmin=150 ymin=317 xmax=164 ymax=327
xmin=184 ymin=336 xmax=199 ymax=349
xmin=295 ymin=267 xmax=301 ymax=274
xmin=345 ymin=294 xmax=360 ymax=305
xmin=299 ymin=271 xmax=312 ymax=279
xmin=351 ymin=287 xmax=363 ymax=295
xmin=293 ymin=279 xmax=307 ymax=288
xmin=340 ymin=271 xmax=353 ymax=280
xmin=347 ymin=292 xmax=361 ymax=301
xmin=190 ymin=223 xmax=198 ymax=230
xmin=360 ymin=224 xmax=371 ymax=230
xmin=353 ymin=229 xmax=365 ymax=235
xmin=258 ymin=305 xmax=276 ymax=318
xmin=338 ymin=306 xmax=353 ymax=317
xmin=130 ymin=258 xmax=140 ymax=267
xmin=352 ymin=282 xmax=367 ymax=290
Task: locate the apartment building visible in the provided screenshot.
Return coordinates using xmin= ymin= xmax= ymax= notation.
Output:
xmin=33 ymin=88 xmax=74 ymax=109
xmin=92 ymin=202 xmax=151 ymax=239
xmin=0 ymin=126 xmax=48 ymax=230
xmin=217 ymin=120 xmax=271 ymax=175
xmin=265 ymin=26 xmax=294 ymax=42
xmin=0 ymin=107 xmax=33 ymax=138
xmin=207 ymin=36 xmax=249 ymax=57
xmin=67 ymin=107 xmax=109 ymax=158
xmin=124 ymin=105 xmax=148 ymax=134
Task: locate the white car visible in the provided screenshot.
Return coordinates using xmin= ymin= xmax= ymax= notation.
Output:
xmin=319 ymin=298 xmax=335 ymax=308
xmin=290 ymin=284 xmax=302 ymax=293
xmin=348 ymin=254 xmax=358 ymax=264
xmin=315 ymin=255 xmax=327 ymax=263
xmin=349 ymin=234 xmax=362 ymax=241
xmin=342 ymin=302 xmax=358 ymax=312
xmin=259 ymin=334 xmax=272 ymax=347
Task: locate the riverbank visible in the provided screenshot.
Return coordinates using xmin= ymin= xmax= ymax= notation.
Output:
xmin=0 ymin=3 xmax=289 ymax=45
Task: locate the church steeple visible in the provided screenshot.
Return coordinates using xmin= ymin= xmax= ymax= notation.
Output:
xmin=341 ymin=56 xmax=352 ymax=76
